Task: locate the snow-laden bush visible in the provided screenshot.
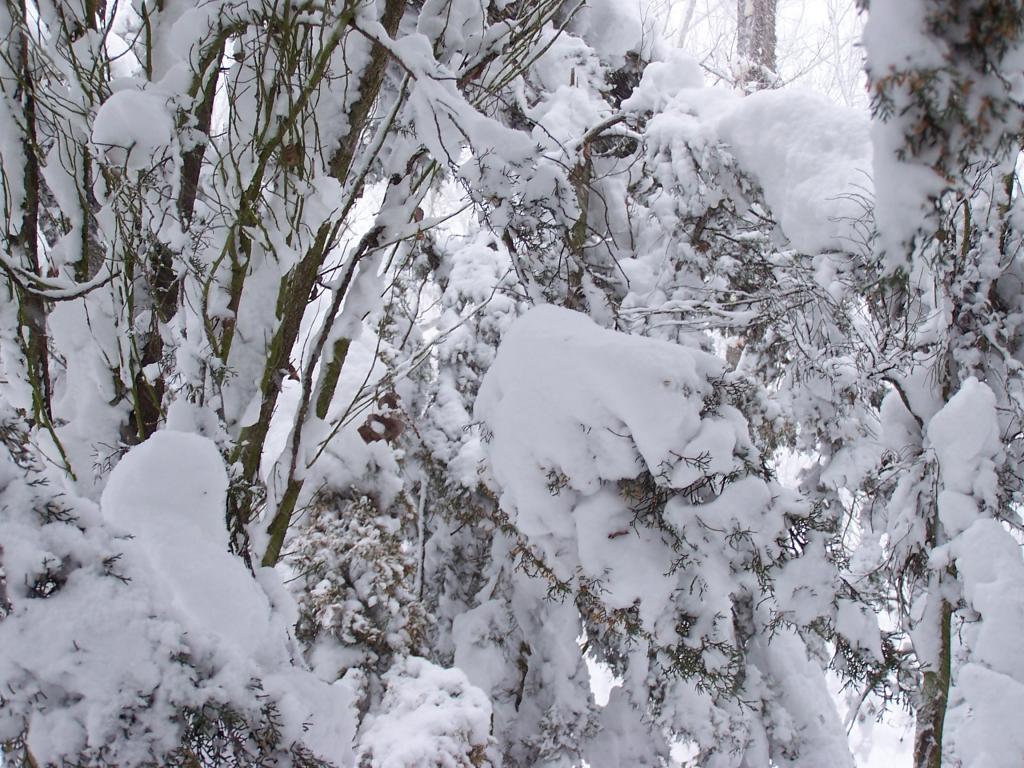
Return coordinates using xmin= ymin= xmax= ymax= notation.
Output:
xmin=469 ymin=305 xmax=852 ymax=766
xmin=0 ymin=407 xmax=356 ymax=766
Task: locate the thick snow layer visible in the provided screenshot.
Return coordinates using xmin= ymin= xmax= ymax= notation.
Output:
xmin=1 ymin=425 xmax=357 ymax=766
xmin=927 ymin=377 xmax=1001 ymax=504
xmin=452 ymin=600 xmax=520 ymax=698
xmin=869 ymin=118 xmax=944 ymax=269
xmin=482 ymin=305 xmax=720 ymax=461
xmin=476 ymin=305 xmax=708 ymax=621
xmin=571 ymin=0 xmax=645 ymax=62
xmin=0 ymin=9 xmax=25 ymax=238
xmin=746 ymin=624 xmax=856 ymax=768
xmin=623 ymin=49 xmax=704 ymax=113
xmin=627 ymin=70 xmax=873 ymax=255
xmin=860 ymin=0 xmax=949 ymax=266
xmin=475 ymin=305 xmax=853 ymax=764
xmin=715 ymin=88 xmax=873 ymax=255
xmin=474 ymin=306 xmax=785 ymax=634
xmin=475 ymin=303 xmax=725 ymax=554
xmin=92 ymin=87 xmax=174 ymax=170
xmin=942 ymin=519 xmax=1024 ymax=768
xmin=861 ymin=0 xmax=944 ymax=74
xmin=101 ymin=431 xmax=274 ymax=657
xmin=417 ymin=0 xmax=485 ymax=56
xmin=923 ymin=379 xmax=1024 ymax=766
xmin=357 ymin=656 xmax=495 ymax=768
xmin=101 ymin=430 xmax=358 ymax=764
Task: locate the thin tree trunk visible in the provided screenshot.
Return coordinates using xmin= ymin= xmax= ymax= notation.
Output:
xmin=736 ymin=0 xmax=778 ymax=89
xmin=14 ymin=0 xmax=51 ymax=425
xmin=677 ymin=0 xmax=697 ymax=48
xmin=127 ymin=43 xmax=226 ymax=442
xmin=913 ymin=569 xmax=952 ymax=768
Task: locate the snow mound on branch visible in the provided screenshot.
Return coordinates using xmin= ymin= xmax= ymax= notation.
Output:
xmin=928 ymin=380 xmax=1024 ymax=767
xmin=101 ymin=431 xmax=357 ymax=758
xmin=862 ymin=0 xmax=948 ymax=265
xmin=103 ymin=431 xmax=228 ymax=541
xmin=1 ymin=424 xmax=357 ymax=766
xmin=928 ymin=378 xmax=1001 ymax=536
xmin=626 ymin=72 xmax=873 ymax=255
xmin=357 ymin=656 xmax=496 ymax=768
xmin=101 ymin=431 xmax=273 ymax=657
xmin=622 ymin=49 xmax=704 ymax=113
xmin=943 ymin=519 xmax=1024 ymax=768
xmin=572 ymin=0 xmax=645 ymax=61
xmin=474 ymin=304 xmax=759 ymax=635
xmin=728 ymin=623 xmax=857 ymax=768
xmin=92 ymin=88 xmax=174 ymax=171
xmin=714 ymin=88 xmax=873 ymax=255
xmin=474 ymin=306 xmax=853 ymax=765
xmin=927 ymin=377 xmax=1001 ymax=501
xmin=476 ymin=303 xmax=725 ymax=537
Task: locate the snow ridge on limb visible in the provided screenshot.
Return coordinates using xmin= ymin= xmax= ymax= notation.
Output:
xmin=863 ymin=0 xmax=1024 ymax=270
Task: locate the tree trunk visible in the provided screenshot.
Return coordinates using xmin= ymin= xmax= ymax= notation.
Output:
xmin=13 ymin=0 xmax=51 ymax=425
xmin=913 ymin=568 xmax=952 ymax=768
xmin=736 ymin=0 xmax=778 ymax=89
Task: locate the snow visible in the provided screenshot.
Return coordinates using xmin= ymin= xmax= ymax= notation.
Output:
xmin=859 ymin=0 xmax=958 ymax=267
xmin=92 ymin=87 xmax=175 ymax=171
xmin=357 ymin=657 xmax=495 ymax=768
xmin=942 ymin=519 xmax=1024 ymax=768
xmin=586 ymin=688 xmax=669 ymax=767
xmin=417 ymin=0 xmax=485 ymax=56
xmin=6 ymin=0 xmax=1020 ymax=764
xmin=835 ymin=599 xmax=884 ymax=662
xmin=475 ymin=303 xmax=725 ymax=575
xmin=916 ymin=379 xmax=1024 ymax=766
xmin=626 ymin=61 xmax=874 ymax=256
xmin=475 ymin=305 xmax=854 ymax=764
xmin=714 ymin=87 xmax=874 ymax=255
xmin=452 ymin=600 xmax=518 ymax=698
xmin=100 ymin=430 xmax=273 ymax=657
xmin=869 ymin=117 xmax=944 ymax=270
xmin=927 ymin=377 xmax=1001 ymax=505
xmin=860 ymin=0 xmax=944 ymax=74
xmin=48 ymin=297 xmax=130 ymax=497
xmin=745 ymin=624 xmax=856 ymax=768
xmin=622 ymin=49 xmax=704 ymax=113
xmin=1 ymin=424 xmax=358 ymax=766
xmin=772 ymin=534 xmax=840 ymax=627
xmin=571 ymin=0 xmax=646 ymax=62
xmin=573 ymin=487 xmax=678 ymax=627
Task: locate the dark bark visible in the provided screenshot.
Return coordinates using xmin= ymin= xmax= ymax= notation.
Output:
xmin=259 ymin=226 xmax=382 ymax=568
